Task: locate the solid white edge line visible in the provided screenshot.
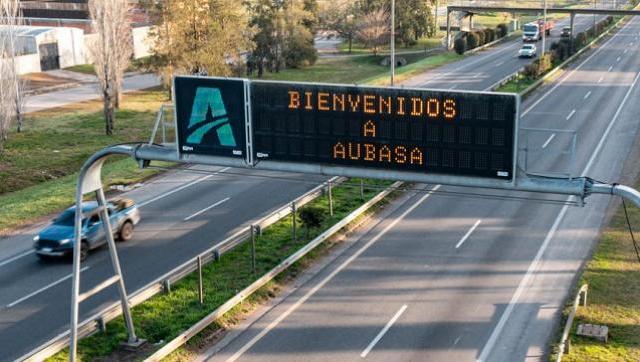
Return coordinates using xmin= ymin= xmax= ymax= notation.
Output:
xmin=455 ymin=220 xmax=482 ymax=249
xmin=184 ymin=197 xmax=230 ymax=221
xmin=138 ymin=167 xmax=230 ymax=208
xmin=360 ymin=304 xmax=408 ymax=358
xmin=225 ymin=185 xmax=441 ymax=362
xmin=566 ymin=109 xmax=576 ymax=120
xmin=7 ymin=266 xmax=90 ymax=308
xmin=0 ymin=250 xmax=35 ymax=268
xmin=542 ymin=133 xmax=556 ymax=149
xmin=477 ymin=63 xmax=640 ymax=362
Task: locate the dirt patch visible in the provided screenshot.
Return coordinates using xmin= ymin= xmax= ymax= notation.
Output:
xmin=22 ymin=72 xmax=77 ymax=92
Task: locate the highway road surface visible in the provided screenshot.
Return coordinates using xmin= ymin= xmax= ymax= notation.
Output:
xmin=204 ymin=15 xmax=640 ymax=362
xmin=0 ymin=167 xmax=326 ymax=361
xmin=0 ymin=11 xmax=621 ymax=362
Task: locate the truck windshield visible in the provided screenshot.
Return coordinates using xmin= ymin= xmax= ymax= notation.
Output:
xmin=524 ymin=24 xmax=538 ymax=33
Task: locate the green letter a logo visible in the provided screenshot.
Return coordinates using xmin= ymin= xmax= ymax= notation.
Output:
xmin=186 ymin=87 xmax=237 ymax=147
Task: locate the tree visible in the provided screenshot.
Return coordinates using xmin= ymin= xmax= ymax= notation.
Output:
xmin=88 ymin=0 xmax=132 ymax=136
xmin=396 ymin=0 xmax=434 ymax=46
xmin=145 ymin=0 xmax=253 ymax=87
xmin=0 ymin=0 xmax=21 ymax=151
xmin=319 ymin=1 xmax=359 ymax=53
xmin=454 ymin=37 xmax=466 ymax=54
xmin=356 ymin=8 xmax=389 ymax=55
xmin=247 ymin=0 xmax=317 ymax=76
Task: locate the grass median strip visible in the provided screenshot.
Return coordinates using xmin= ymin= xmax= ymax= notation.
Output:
xmin=555 ymin=196 xmax=640 ymax=362
xmin=47 ymin=178 xmax=394 ymax=361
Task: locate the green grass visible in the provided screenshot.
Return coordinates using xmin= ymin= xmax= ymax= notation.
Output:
xmin=65 ymin=64 xmax=96 ymax=75
xmin=496 ymin=73 xmax=538 ymax=93
xmin=0 ymin=89 xmax=170 ymax=233
xmin=337 ymin=33 xmax=445 ymax=55
xmin=47 ymin=178 xmax=394 ymax=361
xmin=555 ymin=196 xmax=640 ymax=361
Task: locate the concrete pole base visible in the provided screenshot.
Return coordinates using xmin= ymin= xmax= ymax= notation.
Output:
xmin=121 ymin=338 xmax=147 ymax=351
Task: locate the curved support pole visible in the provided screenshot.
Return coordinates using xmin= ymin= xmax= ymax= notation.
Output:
xmin=70 ymin=145 xmax=139 ymax=361
xmin=589 ymin=182 xmax=640 ymax=208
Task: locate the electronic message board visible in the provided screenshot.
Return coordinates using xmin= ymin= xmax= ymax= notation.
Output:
xmin=251 ymin=81 xmax=517 ymax=180
xmin=175 ymin=76 xmax=247 ymax=158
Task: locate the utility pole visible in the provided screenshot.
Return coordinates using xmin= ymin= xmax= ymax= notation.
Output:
xmin=593 ymin=0 xmax=596 ymax=33
xmin=391 ymin=0 xmax=396 ymax=87
xmin=542 ymin=0 xmax=547 ymax=55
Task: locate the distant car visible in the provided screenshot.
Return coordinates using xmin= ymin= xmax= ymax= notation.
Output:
xmin=33 ymin=198 xmax=140 ymax=261
xmin=561 ymin=26 xmax=572 ymax=38
xmin=519 ymin=44 xmax=537 ymax=58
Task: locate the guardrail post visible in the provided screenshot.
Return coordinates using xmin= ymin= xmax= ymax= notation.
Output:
xmin=360 ymin=179 xmax=365 ymax=201
xmin=328 ymin=180 xmax=334 ymax=216
xmin=291 ymin=202 xmax=297 ymax=242
xmin=197 ymin=255 xmax=204 ymax=305
xmin=96 ymin=317 xmax=106 ymax=333
xmin=163 ymin=279 xmax=171 ymax=294
xmin=213 ymin=249 xmax=220 ymax=262
xmin=580 ymin=288 xmax=588 ymax=307
xmin=251 ymin=225 xmax=257 ymax=274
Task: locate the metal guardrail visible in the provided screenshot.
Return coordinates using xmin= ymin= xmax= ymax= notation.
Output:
xmin=144 ymin=181 xmax=403 ymax=361
xmin=556 ymin=284 xmax=588 ymax=362
xmin=20 ymin=176 xmax=344 ymax=361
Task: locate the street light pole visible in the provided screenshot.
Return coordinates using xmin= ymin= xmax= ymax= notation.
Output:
xmin=542 ymin=0 xmax=547 ymax=55
xmin=391 ymin=0 xmax=396 ymax=87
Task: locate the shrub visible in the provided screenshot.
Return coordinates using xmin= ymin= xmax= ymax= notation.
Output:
xmin=523 ymin=53 xmax=554 ymax=78
xmin=466 ymin=32 xmax=479 ymax=49
xmin=299 ymin=206 xmax=326 ymax=237
xmin=454 ymin=37 xmax=467 ymax=54
xmin=497 ymin=23 xmax=508 ymax=38
xmin=574 ymin=31 xmax=587 ymax=49
xmin=485 ymin=28 xmax=496 ymax=43
xmin=475 ymin=30 xmax=486 ymax=46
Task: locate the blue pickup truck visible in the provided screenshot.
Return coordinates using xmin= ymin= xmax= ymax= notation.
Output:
xmin=33 ymin=198 xmax=141 ymax=261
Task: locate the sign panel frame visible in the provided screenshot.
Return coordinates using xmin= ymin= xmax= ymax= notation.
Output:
xmin=173 ymin=76 xmax=520 ymax=184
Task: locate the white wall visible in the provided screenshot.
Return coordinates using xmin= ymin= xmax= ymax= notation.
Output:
xmin=132 ymin=26 xmax=154 ymax=59
xmin=14 ymin=54 xmax=41 ymax=74
xmin=54 ymin=27 xmax=85 ymax=68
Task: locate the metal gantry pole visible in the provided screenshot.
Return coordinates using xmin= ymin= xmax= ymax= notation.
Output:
xmin=69 ymin=182 xmax=84 ymax=361
xmin=391 ymin=0 xmax=396 ymax=86
xmin=446 ymin=9 xmax=451 ymax=50
xmin=96 ymin=188 xmax=140 ymax=345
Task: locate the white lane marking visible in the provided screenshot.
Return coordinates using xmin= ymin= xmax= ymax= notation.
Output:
xmin=521 ymin=17 xmax=633 ymax=117
xmin=449 ymin=84 xmax=458 ymax=90
xmin=420 ymin=42 xmax=520 ymax=85
xmin=608 ymin=65 xmax=614 ymax=72
xmin=624 ymin=49 xmax=628 ymax=54
xmin=0 ymin=250 xmax=35 ymax=268
xmin=566 ymin=109 xmax=577 ymax=120
xmin=478 ymin=69 xmax=640 ymax=362
xmin=184 ymin=197 xmax=230 ymax=221
xmin=360 ymin=304 xmax=408 ymax=358
xmin=584 ymin=90 xmax=592 ymax=99
xmin=453 ymin=336 xmax=462 ymax=347
xmin=542 ymin=133 xmax=556 ymax=149
xmin=473 ymin=73 xmax=482 ymax=78
xmin=598 ymin=75 xmax=604 ymax=83
xmin=138 ymin=167 xmax=230 ymax=208
xmin=455 ymin=220 xmax=482 ymax=249
xmin=616 ymin=56 xmax=621 ymax=62
xmin=225 ymin=185 xmax=441 ymax=362
xmin=495 ymin=60 xmax=505 ymax=67
xmin=7 ymin=266 xmax=90 ymax=308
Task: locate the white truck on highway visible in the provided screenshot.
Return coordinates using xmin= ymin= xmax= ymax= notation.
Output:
xmin=523 ymin=19 xmax=554 ymax=42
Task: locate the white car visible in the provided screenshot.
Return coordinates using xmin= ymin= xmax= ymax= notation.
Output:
xmin=519 ymin=44 xmax=537 ymax=58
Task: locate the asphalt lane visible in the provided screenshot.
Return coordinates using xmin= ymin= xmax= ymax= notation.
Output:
xmin=0 ymin=166 xmax=327 ymax=361
xmin=208 ymin=15 xmax=640 ymax=362
xmin=0 ymin=9 xmax=623 ymax=362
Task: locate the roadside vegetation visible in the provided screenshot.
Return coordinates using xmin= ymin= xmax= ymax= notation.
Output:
xmin=0 ymin=90 xmax=168 ymax=234
xmin=554 ymin=195 xmax=640 ymax=361
xmin=497 ymin=16 xmax=619 ymax=93
xmin=47 ymin=178 xmax=394 ymax=361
